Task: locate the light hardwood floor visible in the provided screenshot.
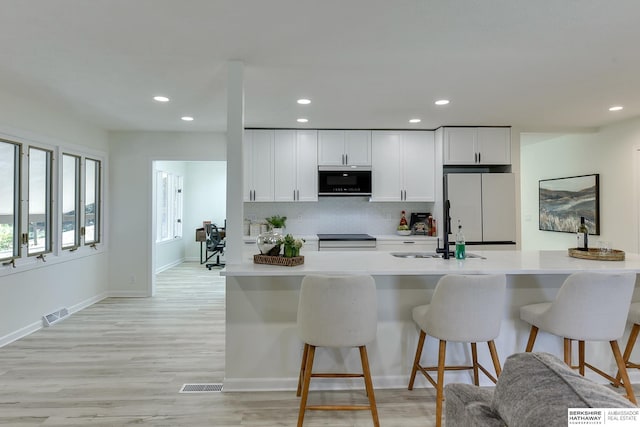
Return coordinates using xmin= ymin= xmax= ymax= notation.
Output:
xmin=0 ymin=262 xmax=440 ymax=426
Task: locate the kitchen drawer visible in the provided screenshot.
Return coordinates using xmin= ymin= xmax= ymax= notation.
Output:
xmin=376 ymin=240 xmax=436 ymax=252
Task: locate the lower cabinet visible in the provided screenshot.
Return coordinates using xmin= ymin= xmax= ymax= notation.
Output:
xmin=376 ymin=238 xmax=437 ymax=252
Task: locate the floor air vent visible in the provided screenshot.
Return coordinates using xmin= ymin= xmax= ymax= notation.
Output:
xmin=43 ymin=308 xmax=70 ymax=327
xmin=180 ymin=383 xmax=223 ymax=393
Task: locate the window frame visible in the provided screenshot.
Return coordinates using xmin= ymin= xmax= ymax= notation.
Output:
xmin=27 ymin=146 xmax=54 ymax=257
xmin=0 ymin=138 xmax=22 ymax=263
xmin=155 ymin=169 xmax=184 ymax=243
xmin=83 ymin=157 xmax=101 ymax=246
xmin=61 ymin=153 xmax=82 ymax=251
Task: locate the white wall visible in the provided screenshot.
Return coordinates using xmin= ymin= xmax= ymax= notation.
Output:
xmin=0 ymin=88 xmax=109 ymax=344
xmin=108 ymin=131 xmax=226 ymax=296
xmin=184 ymin=161 xmax=227 ymax=262
xmin=521 ymin=117 xmax=640 ymax=252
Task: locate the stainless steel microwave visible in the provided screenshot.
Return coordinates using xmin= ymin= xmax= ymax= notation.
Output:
xmin=318 ymin=166 xmax=372 ymax=196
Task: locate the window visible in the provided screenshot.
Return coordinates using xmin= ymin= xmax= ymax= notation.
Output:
xmin=61 ymin=153 xmax=80 ymax=249
xmin=84 ymin=158 xmax=101 ymax=244
xmin=0 ymin=134 xmax=105 ymax=272
xmin=0 ymin=139 xmax=20 ymax=261
xmin=28 ymin=147 xmax=53 ymax=255
xmin=155 ymin=170 xmax=183 ymax=242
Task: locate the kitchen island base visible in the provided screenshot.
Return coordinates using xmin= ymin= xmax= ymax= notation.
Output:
xmin=224 ymin=262 xmax=640 ymax=392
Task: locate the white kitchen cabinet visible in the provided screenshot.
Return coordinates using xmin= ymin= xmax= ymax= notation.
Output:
xmin=274 ymin=130 xmax=318 ymax=202
xmin=371 ymin=130 xmax=435 ymax=202
xmin=244 ymin=129 xmax=274 ymax=202
xmin=443 ymin=127 xmax=511 ymax=165
xmin=318 ymin=130 xmax=371 ymax=166
xmin=446 ymin=173 xmax=516 ymax=243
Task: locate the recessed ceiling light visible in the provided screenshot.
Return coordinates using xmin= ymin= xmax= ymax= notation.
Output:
xmin=435 ymin=99 xmax=450 ymax=106
xmin=297 ymin=118 xmax=309 ymax=123
xmin=153 ymin=96 xmax=170 ymax=102
xmin=181 ymin=116 xmax=194 ymax=121
xmin=609 ymin=106 xmax=623 ymax=111
xmin=409 ymin=118 xmax=421 ymax=123
xmin=297 ymin=99 xmax=311 ymax=105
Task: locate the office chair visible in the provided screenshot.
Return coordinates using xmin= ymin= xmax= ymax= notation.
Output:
xmin=205 ymin=223 xmax=225 ymax=270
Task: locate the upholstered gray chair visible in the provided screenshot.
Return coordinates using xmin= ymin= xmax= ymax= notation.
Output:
xmin=520 ymin=271 xmax=637 ymax=404
xmin=408 ymin=274 xmax=507 ymax=427
xmin=296 ymin=274 xmax=379 ymax=427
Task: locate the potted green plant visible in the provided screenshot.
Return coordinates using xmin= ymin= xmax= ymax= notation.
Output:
xmin=265 ymin=215 xmax=287 ymax=233
xmin=282 ymin=234 xmax=305 ymax=257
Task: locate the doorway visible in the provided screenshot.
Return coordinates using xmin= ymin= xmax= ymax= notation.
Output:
xmin=151 ymin=160 xmax=227 ymax=295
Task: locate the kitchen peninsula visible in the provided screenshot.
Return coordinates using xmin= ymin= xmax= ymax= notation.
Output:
xmin=221 ymin=250 xmax=640 ymax=391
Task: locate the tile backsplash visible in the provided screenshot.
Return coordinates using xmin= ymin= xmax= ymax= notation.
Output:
xmin=245 ymin=198 xmax=434 ymax=236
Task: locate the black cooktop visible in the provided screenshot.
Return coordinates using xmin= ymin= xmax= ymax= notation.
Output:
xmin=317 ymin=233 xmax=376 ymax=241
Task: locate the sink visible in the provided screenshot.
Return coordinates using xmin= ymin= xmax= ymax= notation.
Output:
xmin=390 ymin=252 xmax=485 ymax=259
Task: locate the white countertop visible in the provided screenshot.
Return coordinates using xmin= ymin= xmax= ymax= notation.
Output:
xmin=222 ymin=250 xmax=640 ymax=277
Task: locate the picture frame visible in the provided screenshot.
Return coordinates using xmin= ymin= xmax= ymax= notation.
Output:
xmin=539 ymin=174 xmax=600 ymax=234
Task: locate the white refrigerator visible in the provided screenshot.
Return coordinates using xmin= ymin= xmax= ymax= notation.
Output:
xmin=446 ymin=173 xmax=516 ymax=243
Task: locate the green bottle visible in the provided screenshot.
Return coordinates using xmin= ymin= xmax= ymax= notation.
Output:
xmin=455 ymin=220 xmax=466 ymax=260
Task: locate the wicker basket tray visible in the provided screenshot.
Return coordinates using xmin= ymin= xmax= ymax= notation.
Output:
xmin=568 ymin=248 xmax=625 ymax=261
xmin=253 ymin=254 xmax=305 ymax=266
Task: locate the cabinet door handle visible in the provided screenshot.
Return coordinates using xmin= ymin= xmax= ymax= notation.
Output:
xmin=478 ymin=152 xmax=481 ymax=163
xmin=297 ymin=189 xmax=299 ymax=200
xmin=345 ymin=154 xmax=348 ymax=165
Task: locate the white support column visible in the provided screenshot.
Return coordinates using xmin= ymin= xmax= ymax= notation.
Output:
xmin=225 ymin=61 xmax=244 ymax=264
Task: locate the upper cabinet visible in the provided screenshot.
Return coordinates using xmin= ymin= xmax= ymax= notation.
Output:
xmin=443 ymin=127 xmax=511 ymax=165
xmin=274 ymin=130 xmax=318 ymax=202
xmin=371 ymin=130 xmax=435 ymax=202
xmin=318 ymin=130 xmax=371 ymax=166
xmin=244 ymin=129 xmax=275 ymax=202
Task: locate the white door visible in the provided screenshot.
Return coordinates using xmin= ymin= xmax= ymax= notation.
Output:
xmin=318 ymin=130 xmax=345 ymax=166
xmin=371 ymin=131 xmax=402 ymax=201
xmin=443 ymin=128 xmax=477 ymax=165
xmin=273 ymin=130 xmax=296 ymax=201
xmin=249 ymin=129 xmax=274 ymax=202
xmin=482 ymin=173 xmax=516 ymax=241
xmin=295 ymin=130 xmax=318 ymax=202
xmin=477 ymin=128 xmax=511 ymax=165
xmin=446 ymin=173 xmax=483 ymax=241
xmin=344 ymin=130 xmax=372 ymax=166
xmin=403 ymin=131 xmax=435 ymax=202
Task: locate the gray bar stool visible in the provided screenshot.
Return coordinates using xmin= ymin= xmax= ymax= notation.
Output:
xmin=408 ymin=274 xmax=507 ymax=427
xmin=520 ymin=271 xmax=637 ymax=404
xmin=296 ymin=274 xmax=379 ymax=427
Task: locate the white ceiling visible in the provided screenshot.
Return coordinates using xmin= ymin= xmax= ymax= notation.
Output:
xmin=1 ymin=0 xmax=639 ymax=133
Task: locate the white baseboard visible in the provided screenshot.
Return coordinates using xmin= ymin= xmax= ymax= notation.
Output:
xmin=107 ymin=290 xmax=149 ymax=297
xmin=0 ymin=292 xmax=109 ymax=348
xmin=156 ymin=258 xmax=185 ymax=274
xmin=0 ymin=321 xmax=42 ymax=348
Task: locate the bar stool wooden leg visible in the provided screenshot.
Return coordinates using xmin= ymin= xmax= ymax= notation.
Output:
xmin=436 ymin=340 xmax=447 ymax=427
xmin=564 ymin=338 xmax=572 ymax=366
xmin=617 ymin=323 xmax=640 ymax=383
xmin=488 ymin=340 xmax=502 ymax=378
xmin=578 ymin=341 xmax=585 ymax=376
xmin=359 ymin=346 xmax=380 ymax=427
xmin=610 ymin=340 xmax=637 ymax=405
xmin=471 ymin=342 xmax=480 ymax=386
xmin=525 ymin=326 xmax=539 ymax=352
xmin=296 ymin=343 xmax=309 ymax=397
xmin=297 ymin=345 xmax=315 ymax=427
xmin=408 ymin=330 xmax=426 ymax=390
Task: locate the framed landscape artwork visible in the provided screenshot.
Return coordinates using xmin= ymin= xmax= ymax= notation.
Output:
xmin=539 ymin=174 xmax=600 ymax=235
